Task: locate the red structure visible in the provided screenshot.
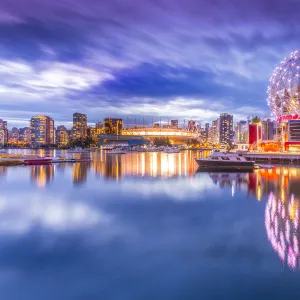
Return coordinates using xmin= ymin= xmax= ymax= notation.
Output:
xmin=249 ymin=124 xmax=262 ymax=145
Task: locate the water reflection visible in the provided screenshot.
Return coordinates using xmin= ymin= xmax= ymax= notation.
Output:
xmin=265 ymin=192 xmax=299 ymax=270
xmin=73 ymin=162 xmax=89 ymax=185
xmin=4 ymin=150 xmax=300 ymax=273
xmin=89 ymin=151 xmax=201 ymax=180
xmin=0 ymin=166 xmax=7 ymax=178
xmin=30 ymin=165 xmax=54 ymax=188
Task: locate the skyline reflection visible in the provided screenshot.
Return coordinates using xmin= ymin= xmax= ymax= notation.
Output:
xmin=30 ymin=165 xmax=54 ymax=188
xmin=2 ymin=151 xmax=300 ymax=271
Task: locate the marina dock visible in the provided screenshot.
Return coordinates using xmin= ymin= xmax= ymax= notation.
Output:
xmin=245 ymin=153 xmax=300 ymax=164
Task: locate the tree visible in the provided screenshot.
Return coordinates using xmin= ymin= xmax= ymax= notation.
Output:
xmin=153 ymin=137 xmax=171 ymax=147
xmin=252 ymin=116 xmax=261 ymax=124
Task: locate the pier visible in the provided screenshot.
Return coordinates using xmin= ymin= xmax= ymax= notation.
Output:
xmin=245 ymin=153 xmax=300 ymax=165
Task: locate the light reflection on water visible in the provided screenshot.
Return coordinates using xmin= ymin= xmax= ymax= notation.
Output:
xmin=1 ymin=150 xmax=300 ymax=299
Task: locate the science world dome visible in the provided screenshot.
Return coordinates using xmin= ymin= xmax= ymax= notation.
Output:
xmin=267 ymin=50 xmax=300 ymax=120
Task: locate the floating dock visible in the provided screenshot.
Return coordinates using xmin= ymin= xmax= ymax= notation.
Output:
xmin=245 ymin=153 xmax=300 ymax=165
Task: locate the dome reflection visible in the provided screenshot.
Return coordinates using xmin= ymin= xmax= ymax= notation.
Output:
xmin=265 ymin=192 xmax=300 ymax=269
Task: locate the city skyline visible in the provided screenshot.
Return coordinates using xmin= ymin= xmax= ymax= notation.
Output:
xmin=1 ymin=112 xmax=276 ymax=147
xmin=0 ymin=0 xmax=299 ymax=128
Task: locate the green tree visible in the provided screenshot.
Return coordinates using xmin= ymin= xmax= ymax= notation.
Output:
xmin=153 ymin=137 xmax=171 ymax=147
xmin=252 ymin=116 xmax=261 ymax=124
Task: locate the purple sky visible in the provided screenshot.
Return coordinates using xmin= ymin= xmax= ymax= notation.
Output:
xmin=0 ymin=0 xmax=299 ymax=128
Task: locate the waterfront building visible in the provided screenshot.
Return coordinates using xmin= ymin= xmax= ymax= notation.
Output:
xmin=234 ymin=123 xmax=239 ymax=143
xmin=19 ymin=127 xmax=31 ymax=144
xmin=0 ymin=129 xmax=8 ymax=146
xmin=104 ymin=118 xmax=123 ymax=135
xmin=171 ymin=120 xmax=179 ymax=129
xmin=285 ymin=120 xmax=300 ymax=151
xmin=208 ymin=120 xmax=218 ymax=144
xmin=0 ymin=119 xmax=8 ymax=145
xmin=96 ymin=122 xmax=103 ymax=129
xmin=200 ymin=128 xmax=207 ymax=140
xmin=235 ymin=120 xmax=249 ymax=144
xmin=73 ymin=112 xmax=87 ymax=139
xmin=56 ymin=125 xmax=69 ymax=147
xmin=261 ymin=119 xmax=275 ymax=141
xmin=30 ymin=115 xmax=55 ymax=146
xmin=205 ymin=123 xmax=209 ymax=138
xmin=0 ymin=119 xmax=7 ymax=130
xmin=219 ymin=113 xmax=233 ymax=145
xmin=94 ymin=122 xmax=104 ymax=136
xmin=87 ymin=126 xmax=97 ymax=140
xmin=248 ymin=124 xmax=262 ymax=145
xmin=8 ymin=127 xmax=19 ymax=144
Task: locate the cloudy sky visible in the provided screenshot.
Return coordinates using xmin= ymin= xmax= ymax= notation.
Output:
xmin=0 ymin=0 xmax=299 ymax=129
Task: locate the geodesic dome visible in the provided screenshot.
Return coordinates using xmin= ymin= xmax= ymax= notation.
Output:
xmin=267 ymin=51 xmax=300 ymax=119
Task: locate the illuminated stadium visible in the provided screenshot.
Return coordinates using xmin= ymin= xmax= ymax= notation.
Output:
xmin=122 ymin=127 xmax=200 ymax=143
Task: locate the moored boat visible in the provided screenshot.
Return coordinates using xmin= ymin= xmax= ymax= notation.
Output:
xmin=195 ymin=150 xmax=258 ymax=171
xmin=68 ymin=147 xmax=90 ymax=153
xmin=106 ymin=149 xmax=127 ymax=155
xmin=164 ymin=147 xmax=181 ymax=153
xmin=23 ymin=157 xmax=53 ymax=165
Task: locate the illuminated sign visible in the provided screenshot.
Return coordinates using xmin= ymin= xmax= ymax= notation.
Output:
xmin=276 ymin=114 xmax=299 ymax=122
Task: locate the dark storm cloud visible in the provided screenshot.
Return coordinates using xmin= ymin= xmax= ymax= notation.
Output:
xmin=0 ymin=20 xmax=90 ymax=61
xmin=0 ymin=0 xmax=299 ymax=126
xmin=102 ymin=63 xmax=265 ymax=101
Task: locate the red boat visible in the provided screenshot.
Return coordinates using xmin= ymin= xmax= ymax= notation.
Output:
xmin=23 ymin=157 xmax=53 ymax=165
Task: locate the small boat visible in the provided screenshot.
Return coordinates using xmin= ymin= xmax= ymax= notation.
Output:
xmin=68 ymin=147 xmax=90 ymax=153
xmin=23 ymin=157 xmax=53 ymax=165
xmin=195 ymin=150 xmax=258 ymax=171
xmin=106 ymin=149 xmax=127 ymax=155
xmin=52 ymin=158 xmax=91 ymax=163
xmin=258 ymin=164 xmax=274 ymax=169
xmin=164 ymin=148 xmax=181 ymax=153
xmin=101 ymin=146 xmax=113 ymax=150
xmin=0 ymin=149 xmax=7 ymax=153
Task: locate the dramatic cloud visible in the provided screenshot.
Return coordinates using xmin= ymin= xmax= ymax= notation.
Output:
xmin=0 ymin=0 xmax=299 ymax=127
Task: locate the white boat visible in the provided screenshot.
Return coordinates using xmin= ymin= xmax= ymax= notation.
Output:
xmin=164 ymin=148 xmax=181 ymax=153
xmin=0 ymin=149 xmax=7 ymax=153
xmin=68 ymin=147 xmax=90 ymax=153
xmin=258 ymin=164 xmax=274 ymax=169
xmin=106 ymin=149 xmax=127 ymax=155
xmin=195 ymin=150 xmax=258 ymax=171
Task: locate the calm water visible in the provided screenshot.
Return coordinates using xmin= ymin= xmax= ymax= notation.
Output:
xmin=1 ymin=150 xmax=300 ymax=299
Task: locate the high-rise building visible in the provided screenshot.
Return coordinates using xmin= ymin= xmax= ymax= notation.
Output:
xmin=0 ymin=129 xmax=8 ymax=146
xmin=208 ymin=120 xmax=218 ymax=144
xmin=219 ymin=113 xmax=233 ymax=145
xmin=171 ymin=120 xmax=178 ymax=129
xmin=249 ymin=124 xmax=262 ymax=145
xmin=19 ymin=127 xmax=31 ymax=144
xmin=95 ymin=122 xmax=103 ymax=129
xmin=0 ymin=119 xmax=8 ymax=146
xmin=8 ymin=127 xmax=19 ymax=144
xmin=262 ymin=119 xmax=275 ymax=141
xmin=104 ymin=118 xmax=123 ymax=135
xmin=95 ymin=122 xmax=104 ymax=136
xmin=0 ymin=119 xmax=7 ymax=130
xmin=49 ymin=119 xmax=55 ymax=144
xmin=30 ymin=115 xmax=54 ymax=146
xmin=235 ymin=120 xmax=249 ymax=144
xmin=73 ymin=112 xmax=87 ymax=139
xmin=87 ymin=126 xmax=97 ymax=140
xmin=205 ymin=123 xmax=209 ymax=137
xmin=56 ymin=125 xmax=69 ymax=147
